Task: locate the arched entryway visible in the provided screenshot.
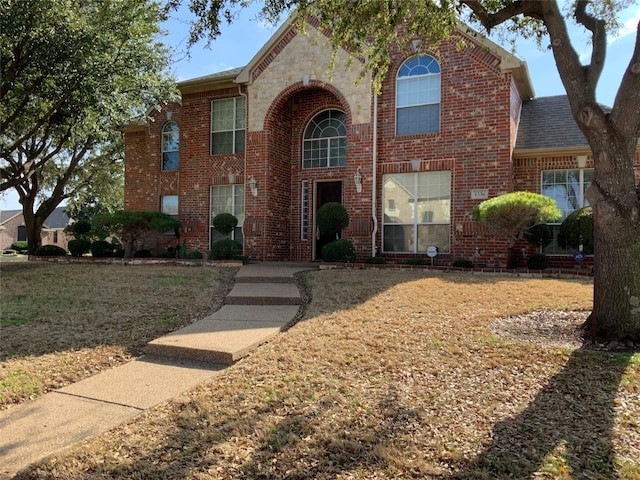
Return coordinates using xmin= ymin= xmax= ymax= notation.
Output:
xmin=245 ymin=81 xmax=353 ymax=261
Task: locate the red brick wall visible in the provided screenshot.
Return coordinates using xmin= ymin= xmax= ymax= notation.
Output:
xmin=374 ymin=34 xmax=517 ymax=266
xmin=128 ymin=29 xmax=613 ymax=266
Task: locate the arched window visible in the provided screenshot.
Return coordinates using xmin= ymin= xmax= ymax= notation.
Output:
xmin=162 ymin=121 xmax=179 ymax=170
xmin=396 ymin=55 xmax=441 ymax=135
xmin=302 ymin=110 xmax=347 ymax=168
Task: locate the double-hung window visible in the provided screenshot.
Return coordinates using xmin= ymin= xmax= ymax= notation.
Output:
xmin=396 ymin=55 xmax=441 ymax=136
xmin=211 ymin=97 xmax=246 ymax=155
xmin=210 ymin=185 xmax=244 ymax=247
xmin=541 ymin=168 xmax=594 ymax=254
xmin=162 ymin=121 xmax=179 ymax=170
xmin=382 ymin=171 xmax=451 ymax=253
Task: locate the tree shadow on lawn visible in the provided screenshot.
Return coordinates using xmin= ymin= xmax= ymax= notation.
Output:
xmin=452 ymin=349 xmax=633 ymax=479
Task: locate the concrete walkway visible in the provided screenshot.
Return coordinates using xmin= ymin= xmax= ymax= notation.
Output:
xmin=0 ymin=262 xmax=317 ymax=479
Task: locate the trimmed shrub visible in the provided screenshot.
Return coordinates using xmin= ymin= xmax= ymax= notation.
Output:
xmin=90 ymin=240 xmax=116 ymax=257
xmin=405 ymin=258 xmax=427 ymax=265
xmin=452 ymin=258 xmax=474 ymax=268
xmin=66 ymin=220 xmax=92 ymax=239
xmin=68 ymin=239 xmax=91 ymax=257
xmin=212 ymin=213 xmax=238 ymax=235
xmin=524 ymin=223 xmax=553 ymax=249
xmin=133 ymin=249 xmax=152 ymax=258
xmin=185 ymin=249 xmax=204 ymax=259
xmin=34 ymin=244 xmax=67 ymax=256
xmin=558 ymin=206 xmax=594 ymax=255
xmin=367 ymin=256 xmax=386 ymax=264
xmin=11 ymin=241 xmax=28 ymax=253
xmin=209 ymin=239 xmax=243 ymax=260
xmin=322 ymin=239 xmax=356 ymax=262
xmin=316 ymin=202 xmax=349 ymax=236
xmin=527 ymin=253 xmax=549 ymax=270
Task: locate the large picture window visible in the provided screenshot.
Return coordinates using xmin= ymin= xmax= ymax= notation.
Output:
xmin=383 ymin=171 xmax=451 ymax=253
xmin=210 ymin=185 xmax=244 ymax=247
xmin=396 ymin=55 xmax=441 ymax=136
xmin=303 ymin=110 xmax=347 ymax=168
xmin=162 ymin=121 xmax=179 ymax=170
xmin=211 ymin=97 xmax=246 ymax=155
xmin=541 ymin=168 xmax=593 ymax=254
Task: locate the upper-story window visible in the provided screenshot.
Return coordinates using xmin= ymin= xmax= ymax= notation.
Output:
xmin=302 ymin=109 xmax=347 ymax=168
xmin=211 ymin=96 xmax=246 ymax=155
xmin=162 ymin=121 xmax=179 ymax=171
xmin=396 ymin=55 xmax=441 ymax=136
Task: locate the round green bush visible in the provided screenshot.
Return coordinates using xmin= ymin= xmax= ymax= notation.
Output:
xmin=524 ymin=223 xmax=553 ymax=249
xmin=367 ymin=256 xmax=386 ymax=264
xmin=558 ymin=207 xmax=593 ymax=255
xmin=11 ymin=241 xmax=28 ymax=253
xmin=405 ymin=258 xmax=427 ymax=265
xmin=452 ymin=258 xmax=474 ymax=268
xmin=90 ymin=240 xmax=116 ymax=257
xmin=321 ymin=239 xmax=356 ymax=262
xmin=68 ymin=220 xmax=92 ymax=239
xmin=212 ymin=213 xmax=238 ymax=235
xmin=68 ymin=239 xmax=91 ymax=257
xmin=527 ymin=253 xmax=549 ymax=270
xmin=34 ymin=244 xmax=67 ymax=256
xmin=186 ymin=249 xmax=204 ymax=259
xmin=316 ymin=202 xmax=349 ymax=236
xmin=209 ymin=239 xmax=243 ymax=260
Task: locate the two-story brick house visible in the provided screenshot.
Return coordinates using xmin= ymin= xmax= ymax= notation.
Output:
xmin=123 ymin=16 xmax=640 ymax=266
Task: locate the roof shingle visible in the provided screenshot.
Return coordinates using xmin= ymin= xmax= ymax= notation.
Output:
xmin=515 ymin=95 xmax=592 ymax=151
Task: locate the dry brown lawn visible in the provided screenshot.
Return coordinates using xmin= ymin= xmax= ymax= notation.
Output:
xmin=0 ymin=262 xmax=237 ymax=408
xmin=5 ymin=267 xmax=640 ymax=479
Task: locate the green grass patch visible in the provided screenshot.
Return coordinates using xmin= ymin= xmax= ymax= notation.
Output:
xmin=0 ymin=370 xmax=42 ymax=402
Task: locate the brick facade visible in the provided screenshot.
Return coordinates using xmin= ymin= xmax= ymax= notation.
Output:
xmin=123 ymin=19 xmax=640 ymax=266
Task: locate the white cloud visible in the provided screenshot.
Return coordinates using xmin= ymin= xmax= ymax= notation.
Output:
xmin=610 ymin=7 xmax=640 ymax=44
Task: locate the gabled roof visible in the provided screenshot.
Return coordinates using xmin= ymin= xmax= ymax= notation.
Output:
xmin=515 ymin=95 xmax=592 ymax=155
xmin=0 ymin=209 xmax=21 ymax=224
xmin=178 ymin=67 xmax=245 ymax=95
xmin=0 ymin=206 xmax=70 ymax=229
xmin=182 ymin=15 xmax=534 ymax=100
xmin=43 ymin=207 xmax=71 ymax=229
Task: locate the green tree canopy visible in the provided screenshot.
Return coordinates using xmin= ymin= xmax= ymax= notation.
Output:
xmin=0 ymin=0 xmax=177 ymax=254
xmin=472 ymin=192 xmax=561 ymax=247
xmin=93 ymin=210 xmax=181 ymax=258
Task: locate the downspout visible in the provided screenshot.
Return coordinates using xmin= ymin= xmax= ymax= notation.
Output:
xmin=371 ymin=91 xmax=379 ymax=257
xmin=238 ymin=85 xmax=249 ymax=256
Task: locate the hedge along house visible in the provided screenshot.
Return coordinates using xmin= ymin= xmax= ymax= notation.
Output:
xmin=123 ymin=16 xmax=640 ymax=266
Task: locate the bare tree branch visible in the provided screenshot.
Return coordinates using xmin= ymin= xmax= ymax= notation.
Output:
xmin=574 ymin=0 xmax=607 ymax=93
xmin=462 ymin=0 xmax=544 ymax=31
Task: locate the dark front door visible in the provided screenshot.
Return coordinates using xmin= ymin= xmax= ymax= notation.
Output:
xmin=314 ymin=181 xmax=342 ymax=260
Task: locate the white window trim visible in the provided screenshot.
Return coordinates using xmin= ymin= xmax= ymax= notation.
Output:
xmin=382 ymin=171 xmax=451 ymax=253
xmin=210 ymin=97 xmax=246 ymax=155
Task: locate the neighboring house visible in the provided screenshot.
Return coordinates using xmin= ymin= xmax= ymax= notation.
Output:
xmin=0 ymin=207 xmax=73 ymax=251
xmin=123 ymin=16 xmax=640 ymax=266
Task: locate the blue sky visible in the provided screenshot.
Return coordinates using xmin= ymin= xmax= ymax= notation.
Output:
xmin=1 ymin=3 xmax=638 ymax=211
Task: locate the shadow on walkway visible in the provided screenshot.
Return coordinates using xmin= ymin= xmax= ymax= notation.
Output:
xmin=452 ymin=349 xmax=633 ymax=479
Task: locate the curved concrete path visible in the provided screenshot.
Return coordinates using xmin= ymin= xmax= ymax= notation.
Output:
xmin=0 ymin=262 xmax=317 ymax=479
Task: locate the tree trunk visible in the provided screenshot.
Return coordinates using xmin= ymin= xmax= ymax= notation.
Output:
xmin=21 ymin=190 xmax=60 ymax=256
xmin=584 ymin=143 xmax=640 ymax=343
xmin=24 ymin=208 xmax=45 ymax=255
